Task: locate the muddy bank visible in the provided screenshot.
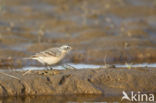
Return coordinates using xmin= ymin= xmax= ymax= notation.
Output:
xmin=0 ymin=0 xmax=156 ymax=69
xmin=0 ymin=67 xmax=155 ymax=96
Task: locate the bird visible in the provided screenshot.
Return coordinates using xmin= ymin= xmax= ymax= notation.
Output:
xmin=25 ymin=45 xmax=72 ymax=69
xmin=121 ymin=91 xmax=131 ymax=101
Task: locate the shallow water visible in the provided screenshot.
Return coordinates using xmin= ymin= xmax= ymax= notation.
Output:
xmin=20 ymin=63 xmax=156 ymax=71
xmin=0 ymin=95 xmax=121 ymax=103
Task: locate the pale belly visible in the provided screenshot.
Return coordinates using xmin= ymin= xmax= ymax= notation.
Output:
xmin=34 ymin=56 xmax=63 ymax=65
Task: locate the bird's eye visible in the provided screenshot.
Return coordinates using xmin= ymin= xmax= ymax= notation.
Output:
xmin=64 ymin=46 xmax=71 ymax=50
xmin=61 ymin=46 xmax=71 ymax=51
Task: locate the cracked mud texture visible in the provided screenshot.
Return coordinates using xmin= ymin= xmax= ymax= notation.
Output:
xmin=0 ymin=67 xmax=155 ymax=96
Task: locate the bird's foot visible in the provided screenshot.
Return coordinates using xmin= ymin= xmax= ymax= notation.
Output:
xmin=50 ymin=67 xmax=53 ymax=70
xmin=46 ymin=66 xmax=53 ymax=70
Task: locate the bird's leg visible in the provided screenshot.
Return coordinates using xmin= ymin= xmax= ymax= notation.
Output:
xmin=44 ymin=64 xmax=50 ymax=70
xmin=47 ymin=66 xmax=51 ymax=70
xmin=45 ymin=64 xmax=53 ymax=70
xmin=49 ymin=66 xmax=53 ymax=70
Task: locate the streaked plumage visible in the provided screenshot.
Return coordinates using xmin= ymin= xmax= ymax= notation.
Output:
xmin=25 ymin=45 xmax=72 ymax=68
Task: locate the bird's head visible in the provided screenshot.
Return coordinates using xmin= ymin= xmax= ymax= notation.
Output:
xmin=60 ymin=45 xmax=72 ymax=53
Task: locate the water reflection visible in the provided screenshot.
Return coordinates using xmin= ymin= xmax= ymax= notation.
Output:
xmin=0 ymin=95 xmax=120 ymax=103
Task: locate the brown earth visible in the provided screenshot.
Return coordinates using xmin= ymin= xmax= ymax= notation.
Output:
xmin=0 ymin=0 xmax=156 ymax=69
xmin=0 ymin=67 xmax=155 ymax=97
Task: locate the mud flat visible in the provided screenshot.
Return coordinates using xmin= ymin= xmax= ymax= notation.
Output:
xmin=0 ymin=67 xmax=155 ymax=96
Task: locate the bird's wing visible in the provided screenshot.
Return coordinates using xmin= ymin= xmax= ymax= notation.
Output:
xmin=30 ymin=48 xmax=61 ymax=58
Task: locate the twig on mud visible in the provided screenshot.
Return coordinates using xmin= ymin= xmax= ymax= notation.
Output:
xmin=125 ymin=63 xmax=132 ymax=69
xmin=104 ymin=55 xmax=107 ymax=66
xmin=99 ymin=55 xmax=116 ymax=69
xmin=0 ymin=72 xmax=20 ymax=80
xmin=23 ymin=70 xmax=32 ymax=76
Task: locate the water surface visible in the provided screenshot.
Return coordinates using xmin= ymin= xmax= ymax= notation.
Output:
xmin=20 ymin=63 xmax=156 ymax=71
xmin=0 ymin=95 xmax=121 ymax=103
